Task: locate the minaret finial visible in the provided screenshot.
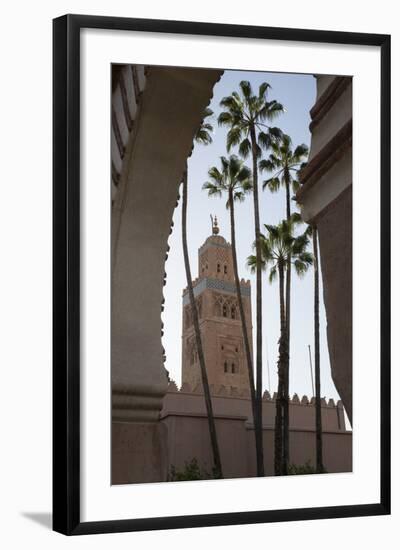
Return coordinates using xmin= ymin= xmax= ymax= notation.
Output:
xmin=212 ymin=215 xmax=220 ymax=235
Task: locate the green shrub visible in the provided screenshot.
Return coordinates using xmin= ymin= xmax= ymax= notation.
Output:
xmin=168 ymin=458 xmax=219 ymax=481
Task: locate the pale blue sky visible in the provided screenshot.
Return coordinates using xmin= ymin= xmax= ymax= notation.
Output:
xmin=163 ymin=69 xmax=341 ymax=403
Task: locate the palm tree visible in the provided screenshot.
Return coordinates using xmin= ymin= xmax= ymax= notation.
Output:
xmin=260 ymin=135 xmax=309 ymax=469
xmin=218 ymin=81 xmax=284 ymax=476
xmin=203 ymin=155 xmax=264 ymax=471
xmin=312 ymin=224 xmax=324 ymax=473
xmin=181 ymin=108 xmax=223 ymax=478
xmin=247 ymin=215 xmax=313 ymax=475
xmin=260 ymin=135 xmax=308 ymax=221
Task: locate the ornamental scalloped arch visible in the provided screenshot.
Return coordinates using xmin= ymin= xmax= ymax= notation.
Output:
xmin=111 ymin=65 xmax=223 ymax=484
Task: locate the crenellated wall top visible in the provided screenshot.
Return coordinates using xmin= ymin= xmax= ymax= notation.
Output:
xmin=167 ymin=381 xmax=342 ymax=408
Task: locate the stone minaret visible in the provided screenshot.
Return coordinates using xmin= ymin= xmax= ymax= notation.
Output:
xmin=181 ymin=217 xmax=253 ymax=391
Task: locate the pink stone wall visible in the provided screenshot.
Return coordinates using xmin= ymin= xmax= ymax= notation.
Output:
xmin=161 ymin=387 xmax=352 ymax=478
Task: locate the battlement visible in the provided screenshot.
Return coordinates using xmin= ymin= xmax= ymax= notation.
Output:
xmin=166 ymin=380 xmax=342 ymax=409
xmin=161 ymin=380 xmax=351 ymax=476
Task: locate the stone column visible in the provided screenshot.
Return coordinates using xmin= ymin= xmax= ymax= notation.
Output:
xmin=111 ymin=67 xmax=223 ymax=483
xmin=297 ymin=76 xmax=353 ymax=425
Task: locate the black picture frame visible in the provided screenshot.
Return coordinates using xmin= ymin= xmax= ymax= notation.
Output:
xmin=53 ymin=14 xmax=391 ymax=535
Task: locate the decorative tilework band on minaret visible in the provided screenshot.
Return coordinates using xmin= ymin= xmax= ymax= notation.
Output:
xmin=181 ymin=221 xmax=253 ymax=391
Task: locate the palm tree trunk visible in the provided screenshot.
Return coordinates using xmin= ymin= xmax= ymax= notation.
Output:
xmin=250 ymin=126 xmax=263 ymax=475
xmin=282 ymin=178 xmax=291 ymax=475
xmin=181 ymin=165 xmax=223 ymax=478
xmin=275 ymin=261 xmax=287 ymax=475
xmin=313 ymin=225 xmax=323 ymax=473
xmin=228 ymin=189 xmax=264 ymax=476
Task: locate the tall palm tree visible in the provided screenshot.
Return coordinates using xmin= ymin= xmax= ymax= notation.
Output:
xmin=260 ymin=135 xmax=308 ymax=221
xmin=218 ymin=81 xmax=284 ymax=477
xmin=247 ymin=215 xmax=313 ymax=475
xmin=203 ymin=155 xmax=263 ymax=471
xmin=312 ymin=224 xmax=324 ymax=473
xmin=260 ymin=135 xmax=309 ymax=468
xmin=181 ymin=108 xmax=223 ymax=478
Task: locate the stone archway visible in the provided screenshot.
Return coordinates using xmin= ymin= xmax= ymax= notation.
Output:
xmin=111 ymin=66 xmax=222 ymax=483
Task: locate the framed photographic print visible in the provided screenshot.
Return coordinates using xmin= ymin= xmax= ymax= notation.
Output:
xmin=53 ymin=14 xmax=391 ymax=535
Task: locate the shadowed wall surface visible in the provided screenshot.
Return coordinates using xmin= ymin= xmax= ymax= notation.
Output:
xmin=159 ymin=385 xmax=352 ymax=480
xmin=111 ymin=66 xmax=223 ymax=484
xmin=298 ymin=76 xmax=353 ymax=423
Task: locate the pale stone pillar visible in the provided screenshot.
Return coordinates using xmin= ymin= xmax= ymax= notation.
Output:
xmin=297 ymin=75 xmax=353 ymax=425
xmin=111 ymin=67 xmax=223 ymax=483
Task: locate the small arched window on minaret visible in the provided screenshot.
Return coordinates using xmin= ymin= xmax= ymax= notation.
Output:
xmin=224 ymin=264 xmax=227 ymax=275
xmin=231 ymin=306 xmax=236 ymax=319
xmin=217 ymin=263 xmax=221 ymax=273
xmin=232 ymin=362 xmax=236 ymax=374
xmin=224 ymin=361 xmax=228 ymax=373
xmin=222 ymin=304 xmax=227 ymax=317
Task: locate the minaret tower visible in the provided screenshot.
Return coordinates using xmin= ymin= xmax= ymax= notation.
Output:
xmin=181 ymin=217 xmax=253 ymax=391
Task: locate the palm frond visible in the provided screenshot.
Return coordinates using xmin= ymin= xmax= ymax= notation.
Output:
xmin=290 ymin=212 xmax=303 ymax=225
xmin=240 ymin=178 xmax=253 ymax=193
xmin=269 ymin=264 xmax=277 ymax=283
xmin=220 ymin=156 xmax=229 ymax=173
xmin=291 ymin=234 xmax=309 ymax=256
xmin=268 ymin=126 xmax=284 ymax=140
xmin=264 ymin=223 xmax=280 ymax=242
xmin=194 ymin=108 xmax=214 ymax=144
xmin=207 ymin=166 xmax=223 ymax=184
xmin=237 ymin=164 xmax=252 ymax=183
xmin=238 ymin=138 xmax=251 ymax=159
xmin=201 ymin=122 xmax=213 ymax=132
xmin=231 ymin=91 xmax=242 ymax=103
xmin=293 ymin=259 xmax=309 ymax=277
xmin=297 ymin=251 xmax=314 ymax=265
xmin=219 ymin=96 xmax=238 ymax=110
xmin=218 ymin=111 xmax=234 ymax=127
xmin=203 ymin=155 xmax=253 ymax=209
xmin=259 ymin=158 xmax=277 ymax=173
xmin=264 ymin=101 xmax=285 ymax=120
xmin=240 ymin=80 xmax=253 ymax=101
xmin=262 ymin=176 xmax=281 ymax=192
xmin=233 ymin=190 xmax=246 ymax=203
xmin=259 ymin=236 xmax=274 ymax=262
xmin=246 ymin=254 xmax=257 ymax=273
xmin=195 ymin=128 xmax=212 ymax=145
xmin=258 ymin=82 xmax=271 ymax=100
xmin=280 ymin=133 xmax=292 ymax=150
xmin=227 ymin=154 xmax=240 ymax=175
xmin=227 ymin=127 xmax=242 ymax=151
xmin=293 ymin=249 xmax=313 ymax=276
xmin=258 ymin=131 xmax=272 ymax=150
xmin=293 ymin=143 xmax=309 ymax=161
xmin=270 ymin=152 xmax=282 ymax=165
xmin=302 ymin=224 xmax=313 ymax=238
xmin=203 ymin=180 xmax=224 ymax=196
xmin=291 ymin=179 xmax=301 ymax=193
